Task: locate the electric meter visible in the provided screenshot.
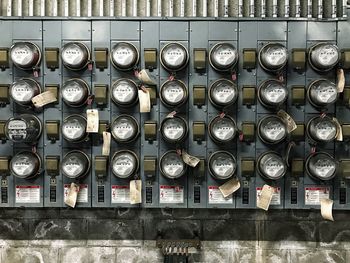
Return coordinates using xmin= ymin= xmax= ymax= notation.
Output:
xmin=160 ymin=151 xmax=187 ymax=179
xmin=10 ymin=151 xmax=41 ymax=179
xmin=160 ymin=116 xmax=188 ymax=143
xmin=309 ymin=43 xmax=340 ymax=72
xmin=10 ymin=42 xmax=41 ymax=70
xmin=208 ymin=151 xmax=237 ymax=180
xmin=110 ymin=42 xmax=139 ymax=70
xmin=62 ymin=79 xmax=90 ymax=107
xmin=111 ymin=79 xmax=138 ymax=107
xmin=61 ymin=42 xmax=90 ymax=70
xmin=209 ymin=79 xmax=238 ymax=108
xmin=258 ymin=152 xmax=286 ymax=180
xmin=209 ymin=115 xmax=237 ymax=143
xmin=259 ymin=43 xmax=288 ymax=72
xmin=61 ymin=150 xmax=90 ymax=179
xmin=112 ymin=150 xmax=139 ymax=178
xmin=307 ymin=116 xmax=337 ymax=143
xmin=160 ymin=43 xmax=189 ymax=71
xmin=111 ymin=115 xmax=139 ymax=143
xmin=209 ymin=42 xmax=238 ymax=71
xmin=258 ymin=80 xmax=288 ymax=108
xmin=307 ymin=79 xmax=338 ymax=108
xmin=10 ymin=78 xmax=41 ymax=106
xmin=5 ymin=114 xmax=42 ymax=144
xmin=62 ymin=115 xmax=87 ymax=143
xmin=160 ymin=80 xmax=188 ymax=107
xmin=306 ymin=152 xmax=337 ymax=180
xmin=258 ymin=115 xmax=287 ymax=144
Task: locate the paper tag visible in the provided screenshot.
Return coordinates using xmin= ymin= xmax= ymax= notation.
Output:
xmin=181 ymin=150 xmax=200 ymax=167
xmin=257 ymin=184 xmax=274 ymax=211
xmin=208 ymin=186 xmax=233 ymax=204
xmin=337 ymin=68 xmax=345 ymax=93
xmin=277 ymin=109 xmax=297 ymax=133
xmin=256 ymin=187 xmax=281 ymax=205
xmin=305 ymin=187 xmax=330 ymax=205
xmin=86 ymin=109 xmax=99 ymax=133
xmin=219 ymin=178 xmax=241 ymax=198
xmin=138 ymin=89 xmax=151 ymax=113
xmin=15 ymin=185 xmax=40 ymax=203
xmin=320 ymin=198 xmax=334 ymax=221
xmin=137 ymin=69 xmax=157 ymax=85
xmin=64 ymin=183 xmax=80 ymax=208
xmin=102 ymin=131 xmax=111 ymax=156
xmin=333 ymin=117 xmax=343 ymax=141
xmin=31 ymin=90 xmax=57 ymax=108
xmin=130 ymin=180 xmax=142 ymax=204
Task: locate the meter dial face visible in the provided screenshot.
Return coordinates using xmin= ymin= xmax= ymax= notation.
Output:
xmin=62 ymin=151 xmax=90 ymax=179
xmin=209 ymin=79 xmax=238 ymax=107
xmin=61 ymin=42 xmax=89 ymax=70
xmin=161 ymin=116 xmax=187 ymax=143
xmin=10 ymin=79 xmax=41 ymax=105
xmin=62 ymin=79 xmax=89 ymax=107
xmin=10 ymin=152 xmax=41 ymax=179
xmin=160 ymin=43 xmax=189 ymax=71
xmin=258 ymin=152 xmax=286 ymax=180
xmin=308 ymin=117 xmax=337 ymax=142
xmin=160 ymin=80 xmax=188 ymax=107
xmin=62 ymin=115 xmax=87 ymax=142
xmin=209 ymin=151 xmax=236 ymax=180
xmin=308 ymin=80 xmax=338 ymax=107
xmin=111 ymin=115 xmax=139 ymax=143
xmin=10 ymin=42 xmax=41 ymax=69
xmin=306 ymin=152 xmax=337 ymax=180
xmin=160 ymin=151 xmax=186 ymax=179
xmin=209 ymin=43 xmax=238 ymax=71
xmin=209 ymin=116 xmax=237 ymax=143
xmin=111 ymin=79 xmax=138 ymax=106
xmin=259 ymin=80 xmax=288 ymax=108
xmin=112 ymin=151 xmax=139 ymax=178
xmin=111 ymin=42 xmax=139 ymax=70
xmin=309 ymin=43 xmax=340 ymax=71
xmin=259 ymin=43 xmax=288 ymax=71
xmin=258 ymin=116 xmax=287 ymax=144
xmin=5 ymin=114 xmax=42 ymax=143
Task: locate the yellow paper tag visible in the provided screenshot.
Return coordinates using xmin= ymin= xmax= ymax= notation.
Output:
xmin=320 ymin=198 xmax=334 ymax=221
xmin=102 ymin=131 xmax=111 ymax=156
xmin=137 ymin=69 xmax=157 ymax=85
xmin=257 ymin=184 xmax=274 ymax=211
xmin=333 ymin=117 xmax=343 ymax=141
xmin=138 ymin=89 xmax=151 ymax=113
xmin=181 ymin=150 xmax=200 ymax=167
xmin=219 ymin=177 xmax=241 ymax=198
xmin=130 ymin=180 xmax=142 ymax=204
xmin=277 ymin=109 xmax=297 ymax=133
xmin=64 ymin=183 xmax=80 ymax=208
xmin=31 ymin=90 xmax=57 ymax=108
xmin=86 ymin=109 xmax=99 ymax=133
xmin=337 ymin=69 xmax=345 ymax=93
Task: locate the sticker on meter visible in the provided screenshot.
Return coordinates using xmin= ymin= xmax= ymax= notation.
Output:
xmin=256 ymin=187 xmax=281 ymax=205
xmin=208 ymin=186 xmax=233 ymax=204
xmin=15 ymin=185 xmax=40 ymax=203
xmin=62 ymin=46 xmax=84 ymax=65
xmin=64 ymin=184 xmax=88 ymax=203
xmin=111 ymin=185 xmax=130 ymax=203
xmin=159 ymin=185 xmax=184 ymax=204
xmin=11 ymin=83 xmax=35 ymax=102
xmin=7 ymin=120 xmax=27 ymax=140
xmin=305 ymin=187 xmax=330 ymax=205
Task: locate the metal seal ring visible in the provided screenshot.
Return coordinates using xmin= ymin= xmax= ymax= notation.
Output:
xmin=160 ymin=42 xmax=189 ymax=72
xmin=111 ymin=150 xmax=139 ymax=179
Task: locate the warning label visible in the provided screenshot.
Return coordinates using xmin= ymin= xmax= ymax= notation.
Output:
xmin=305 ymin=187 xmax=330 ymax=205
xmin=208 ymin=186 xmax=233 ymax=204
xmin=15 ymin=185 xmax=40 ymax=203
xmin=256 ymin=187 xmax=281 ymax=205
xmin=159 ymin=185 xmax=184 ymax=204
xmin=111 ymin=185 xmax=130 ymax=203
xmin=64 ymin=184 xmax=88 ymax=203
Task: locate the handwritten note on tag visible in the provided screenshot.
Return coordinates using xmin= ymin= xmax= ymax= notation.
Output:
xmin=277 ymin=109 xmax=297 ymax=133
xmin=337 ymin=69 xmax=345 ymax=93
xmin=32 ymin=90 xmax=57 ymax=108
xmin=321 ymin=198 xmax=334 ymax=221
xmin=102 ymin=131 xmax=111 ymax=156
xmin=138 ymin=89 xmax=151 ymax=113
xmin=137 ymin=69 xmax=157 ymax=85
xmin=219 ymin=178 xmax=241 ymax=198
xmin=181 ymin=150 xmax=200 ymax=167
xmin=257 ymin=184 xmax=274 ymax=211
xmin=130 ymin=180 xmax=142 ymax=204
xmin=65 ymin=183 xmax=80 ymax=208
xmin=86 ymin=109 xmax=99 ymax=133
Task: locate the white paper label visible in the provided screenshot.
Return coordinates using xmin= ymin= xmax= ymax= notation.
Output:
xmin=130 ymin=180 xmax=142 ymax=204
xmin=111 ymin=185 xmax=130 ymax=203
xmin=320 ymin=198 xmax=334 ymax=221
xmin=305 ymin=187 xmax=330 ymax=205
xmin=64 ymin=184 xmax=88 ymax=203
xmin=102 ymin=131 xmax=111 ymax=156
xmin=256 ymin=187 xmax=281 ymax=205
xmin=32 ymin=90 xmax=57 ymax=108
xmin=159 ymin=185 xmax=184 ymax=204
xmin=208 ymin=186 xmax=233 ymax=204
xmin=86 ymin=109 xmax=99 ymax=133
xmin=138 ymin=89 xmax=151 ymax=113
xmin=15 ymin=185 xmax=40 ymax=203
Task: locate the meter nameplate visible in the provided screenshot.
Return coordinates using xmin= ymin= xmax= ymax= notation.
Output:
xmin=291 ymin=86 xmax=305 ymax=105
xmin=242 ymin=122 xmax=255 ymax=142
xmin=94 ymin=48 xmax=108 ymax=69
xmin=144 ymin=157 xmax=156 ymax=178
xmin=291 ymin=123 xmax=304 ymax=141
xmin=193 ymin=48 xmax=207 ymax=70
xmin=0 ymin=156 xmax=10 ymax=176
xmin=291 ymin=49 xmax=306 ymax=70
xmin=94 ymin=84 xmax=108 ymax=106
xmin=243 ymin=49 xmax=256 ymax=69
xmin=0 ymin=84 xmax=10 ymax=105
xmin=0 ymin=48 xmax=9 ymax=69
xmin=45 ymin=120 xmax=60 ymax=141
xmin=241 ymin=159 xmax=255 ymax=177
xmin=45 ymin=85 xmax=59 ymax=103
xmin=291 ymin=159 xmax=304 ymax=177
xmin=45 ymin=48 xmax=59 ymax=69
xmin=341 ymin=49 xmax=350 ymax=69
xmin=144 ymin=48 xmax=157 ymax=69
xmin=193 ymin=122 xmax=205 ymax=141
xmin=193 ymin=85 xmax=206 ymax=106
xmin=144 ymin=121 xmax=157 ymax=141
xmin=242 ymin=86 xmax=256 ymax=105
xmin=45 ymin=156 xmax=60 ymax=176
xmin=95 ymin=156 xmax=108 ymax=178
